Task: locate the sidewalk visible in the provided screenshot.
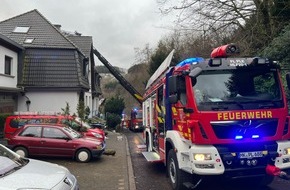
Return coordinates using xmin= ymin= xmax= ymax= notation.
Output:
xmin=104 ymin=130 xmax=136 ymax=190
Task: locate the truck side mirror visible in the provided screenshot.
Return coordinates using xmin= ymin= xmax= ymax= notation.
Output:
xmin=168 ymin=75 xmax=179 ymax=104
xmin=286 ymin=73 xmax=290 ymax=90
xmin=168 ymin=75 xmax=177 ymax=95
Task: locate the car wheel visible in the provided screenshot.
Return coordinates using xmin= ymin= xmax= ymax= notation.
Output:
xmin=76 ymin=149 xmax=91 ymax=163
xmin=14 ymin=147 xmax=28 ymax=157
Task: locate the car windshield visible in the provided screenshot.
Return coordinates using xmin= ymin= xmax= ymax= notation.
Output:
xmin=62 ymin=117 xmax=92 ymax=130
xmin=63 ymin=127 xmax=82 ymax=138
xmin=0 ymin=145 xmax=28 ymax=177
xmin=74 ymin=117 xmax=91 ymax=128
xmin=193 ymin=69 xmax=283 ymax=111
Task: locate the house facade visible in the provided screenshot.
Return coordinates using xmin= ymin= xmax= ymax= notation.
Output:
xmin=0 ymin=10 xmax=102 ymax=116
xmin=0 ymin=33 xmax=23 ymax=113
xmin=66 ymin=34 xmax=102 ymax=116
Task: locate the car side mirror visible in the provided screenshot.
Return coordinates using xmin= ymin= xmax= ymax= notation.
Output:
xmin=63 ymin=136 xmax=71 ymax=141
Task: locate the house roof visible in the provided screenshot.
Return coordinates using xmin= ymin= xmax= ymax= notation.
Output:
xmin=21 ymin=48 xmax=89 ymax=89
xmin=67 ymin=35 xmax=92 ymax=58
xmin=0 ymin=9 xmax=77 ymax=50
xmin=0 ymin=32 xmax=24 ymax=51
xmin=0 ymin=9 xmax=91 ymax=91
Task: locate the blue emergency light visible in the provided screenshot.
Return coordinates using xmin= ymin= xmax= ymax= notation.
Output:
xmin=176 ymin=57 xmax=204 ymax=67
xmin=235 ymin=134 xmax=260 ymax=140
xmin=252 ymin=135 xmax=260 ymax=139
xmin=235 ymin=135 xmax=243 ymax=140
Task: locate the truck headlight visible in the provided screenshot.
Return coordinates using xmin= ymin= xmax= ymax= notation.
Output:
xmin=194 ymin=153 xmax=212 ymax=161
xmin=283 ymin=148 xmax=290 ymax=155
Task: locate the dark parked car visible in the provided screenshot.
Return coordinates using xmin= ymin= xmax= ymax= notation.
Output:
xmin=7 ymin=124 xmax=105 ymax=163
xmin=90 ymin=123 xmax=108 ymax=137
xmin=90 ymin=123 xmax=106 ymax=129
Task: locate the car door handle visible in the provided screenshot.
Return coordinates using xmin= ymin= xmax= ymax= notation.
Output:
xmin=40 ymin=140 xmax=46 ymax=143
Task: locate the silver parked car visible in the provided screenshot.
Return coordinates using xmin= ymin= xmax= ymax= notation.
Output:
xmin=0 ymin=144 xmax=79 ymax=190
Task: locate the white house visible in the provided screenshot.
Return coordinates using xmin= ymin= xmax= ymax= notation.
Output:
xmin=0 ymin=10 xmax=102 ymax=116
xmin=0 ymin=33 xmax=23 ymax=113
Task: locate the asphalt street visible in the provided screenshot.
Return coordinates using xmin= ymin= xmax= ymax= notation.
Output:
xmin=28 ymin=128 xmax=290 ymax=190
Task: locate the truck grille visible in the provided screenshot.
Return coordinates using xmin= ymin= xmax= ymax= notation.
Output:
xmin=211 ymin=119 xmax=278 ymax=139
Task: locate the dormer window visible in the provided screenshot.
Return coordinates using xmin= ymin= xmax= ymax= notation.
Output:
xmin=83 ymin=57 xmax=89 ymax=77
xmin=13 ymin=26 xmax=30 ymax=33
xmin=24 ymin=38 xmax=34 ymax=44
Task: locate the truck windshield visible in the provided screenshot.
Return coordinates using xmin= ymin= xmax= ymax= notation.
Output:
xmin=193 ymin=69 xmax=283 ymax=111
xmin=135 ymin=111 xmax=143 ymax=119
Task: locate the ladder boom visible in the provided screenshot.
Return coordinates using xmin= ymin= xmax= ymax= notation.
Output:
xmin=93 ymin=47 xmax=143 ymax=104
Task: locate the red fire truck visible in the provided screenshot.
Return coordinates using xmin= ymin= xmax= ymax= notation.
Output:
xmin=128 ymin=108 xmax=143 ymax=132
xmin=142 ymin=44 xmax=290 ymax=189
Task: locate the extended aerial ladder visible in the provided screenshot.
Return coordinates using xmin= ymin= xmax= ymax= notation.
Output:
xmin=93 ymin=47 xmax=143 ymax=104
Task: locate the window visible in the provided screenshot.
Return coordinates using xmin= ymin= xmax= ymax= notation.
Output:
xmin=13 ymin=26 xmax=30 ymax=33
xmin=43 ymin=127 xmax=68 ymax=139
xmin=4 ymin=56 xmax=12 ymax=75
xmin=157 ymin=86 xmax=165 ymax=135
xmin=179 ymin=77 xmax=187 ymax=105
xmin=193 ymin=69 xmax=283 ymax=111
xmin=20 ymin=126 xmax=42 ymax=137
xmin=24 ymin=38 xmax=34 ymax=44
xmin=10 ymin=118 xmax=58 ymax=128
xmin=83 ymin=58 xmax=89 ymax=77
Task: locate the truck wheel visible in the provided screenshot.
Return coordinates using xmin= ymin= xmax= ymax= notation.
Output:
xmin=14 ymin=147 xmax=28 ymax=158
xmin=76 ymin=149 xmax=91 ymax=163
xmin=260 ymin=175 xmax=274 ymax=186
xmin=167 ymin=149 xmax=190 ymax=190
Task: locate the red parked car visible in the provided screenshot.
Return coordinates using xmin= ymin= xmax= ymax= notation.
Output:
xmin=7 ymin=124 xmax=106 ymax=163
xmin=4 ymin=114 xmax=106 ymax=142
xmin=62 ymin=117 xmax=106 ymax=141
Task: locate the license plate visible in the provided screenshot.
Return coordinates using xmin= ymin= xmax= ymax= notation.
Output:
xmin=238 ymin=151 xmax=263 ymax=159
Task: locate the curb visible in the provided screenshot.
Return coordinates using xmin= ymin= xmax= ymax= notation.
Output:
xmin=124 ymin=134 xmax=136 ymax=190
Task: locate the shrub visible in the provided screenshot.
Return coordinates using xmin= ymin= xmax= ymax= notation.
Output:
xmin=0 ymin=113 xmax=10 ymax=137
xmin=106 ymin=113 xmax=121 ymax=130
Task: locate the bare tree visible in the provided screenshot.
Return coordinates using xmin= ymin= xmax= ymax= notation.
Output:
xmin=134 ymin=43 xmax=153 ymax=65
xmin=157 ymin=0 xmax=290 ymax=46
xmin=158 ymin=0 xmax=254 ymax=34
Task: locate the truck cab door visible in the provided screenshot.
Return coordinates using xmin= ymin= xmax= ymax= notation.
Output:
xmin=154 ymin=86 xmax=166 ymax=160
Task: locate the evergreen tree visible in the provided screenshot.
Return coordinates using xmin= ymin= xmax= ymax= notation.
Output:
xmin=104 ymin=96 xmax=125 ymax=116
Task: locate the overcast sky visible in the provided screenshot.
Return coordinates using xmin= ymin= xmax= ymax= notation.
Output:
xmin=0 ymin=0 xmax=174 ymax=69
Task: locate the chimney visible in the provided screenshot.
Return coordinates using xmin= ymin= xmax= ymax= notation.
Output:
xmin=54 ymin=24 xmax=61 ymax=30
